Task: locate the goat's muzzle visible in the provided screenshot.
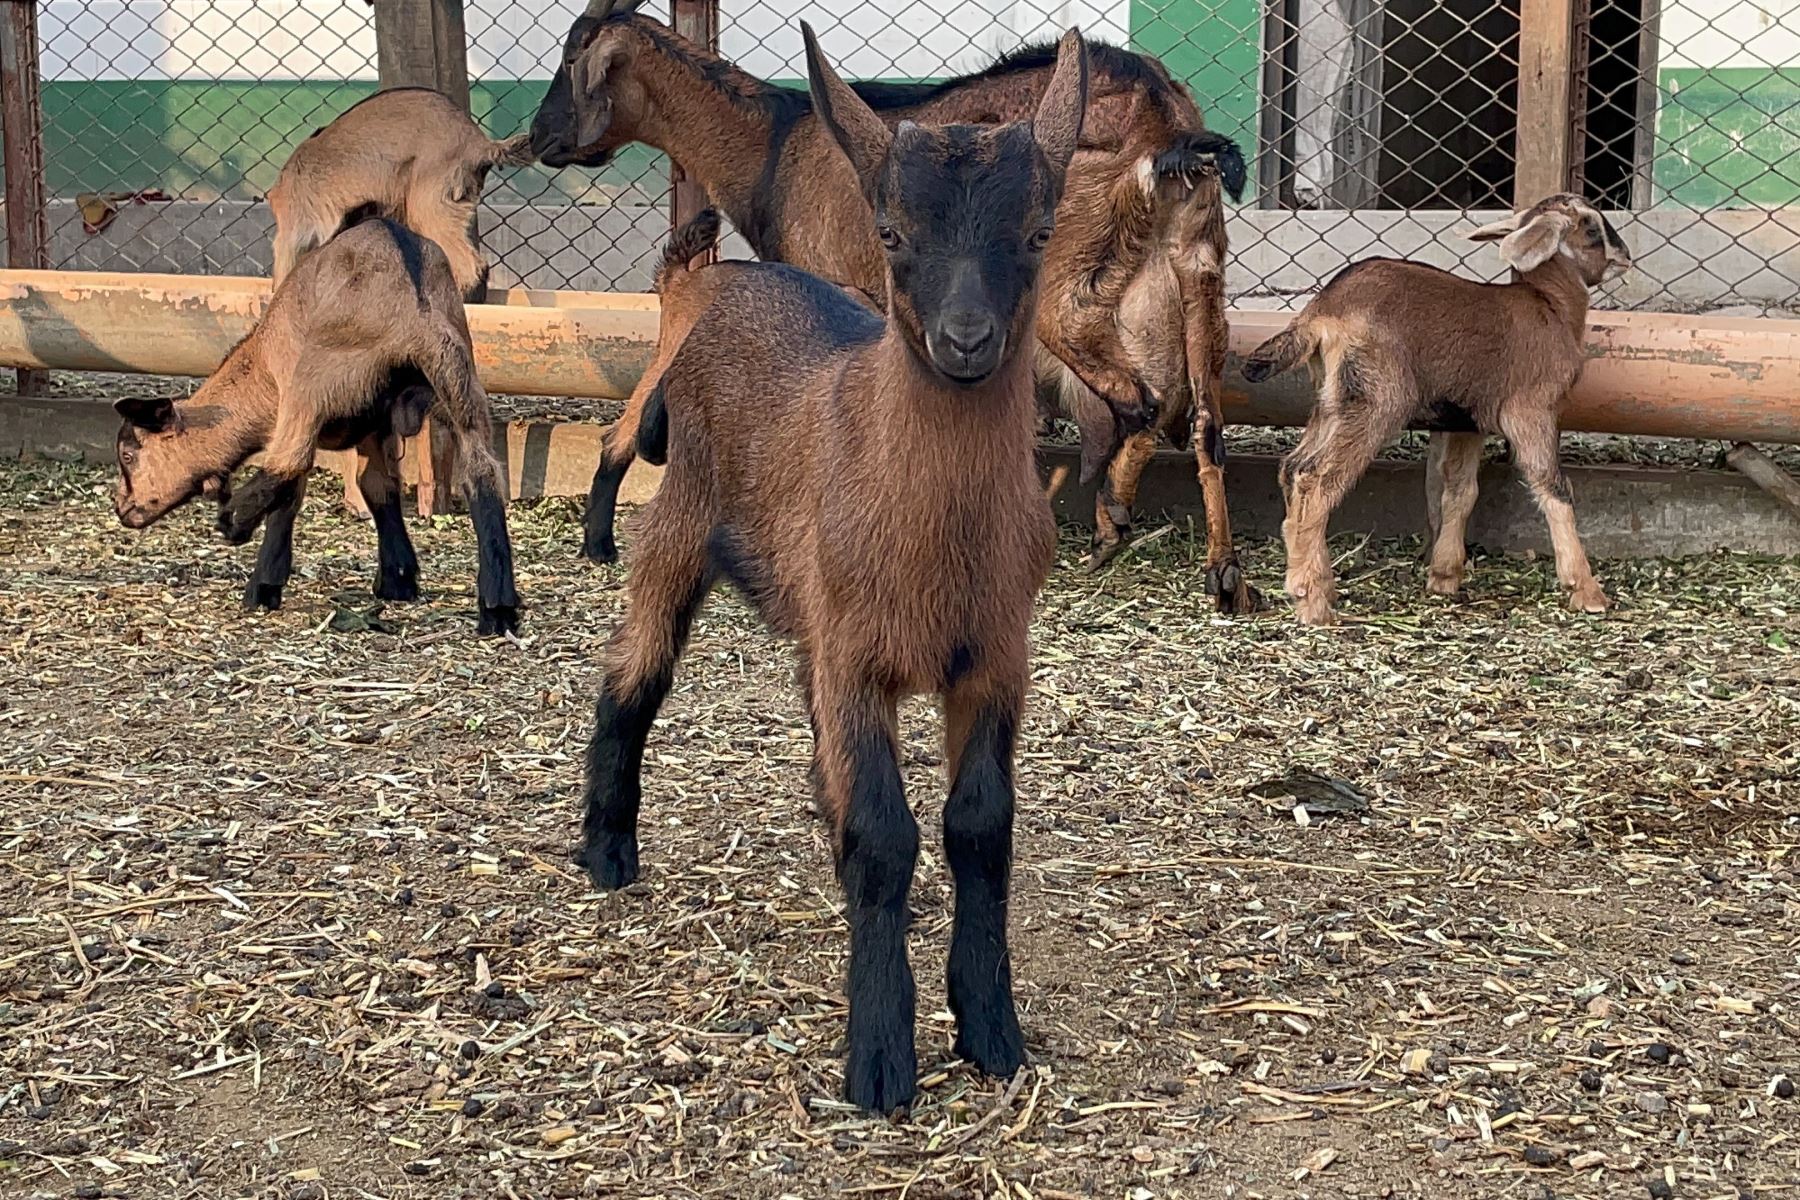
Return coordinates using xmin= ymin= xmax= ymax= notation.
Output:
xmin=927 ymin=312 xmax=1004 ymax=383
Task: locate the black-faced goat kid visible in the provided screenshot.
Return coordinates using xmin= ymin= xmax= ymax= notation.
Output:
xmin=113 ymin=218 xmax=520 ymax=636
xmin=1244 ymin=193 xmax=1630 ymax=624
xmin=578 ymin=25 xmax=1088 ymax=1114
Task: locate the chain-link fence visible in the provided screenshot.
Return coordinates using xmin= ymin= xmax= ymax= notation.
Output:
xmin=3 ymin=0 xmax=1797 ymax=313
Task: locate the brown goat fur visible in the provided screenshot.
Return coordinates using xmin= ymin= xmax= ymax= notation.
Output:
xmin=1242 ymin=193 xmax=1631 ymax=624
xmin=113 ymin=218 xmax=520 ymax=635
xmin=532 ymin=1 xmax=1256 ymax=609
xmin=269 ymin=87 xmax=531 ymax=520
xmin=578 ymin=27 xmax=1087 ymax=1113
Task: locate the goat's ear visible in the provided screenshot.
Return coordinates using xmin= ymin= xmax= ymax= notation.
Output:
xmin=114 ymin=396 xmax=178 ymax=432
xmin=1494 ymin=210 xmax=1573 ymax=272
xmin=1464 ymin=214 xmax=1519 ymax=242
xmin=802 ymin=21 xmax=892 ymax=195
xmin=1032 ymin=28 xmax=1089 ymax=181
xmin=570 ymin=38 xmax=623 ymax=145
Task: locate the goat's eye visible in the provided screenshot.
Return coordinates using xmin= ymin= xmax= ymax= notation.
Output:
xmin=877 ymin=225 xmax=901 ymax=250
xmin=1029 ymin=226 xmax=1053 ymax=251
xmin=120 ymin=450 xmax=136 ymax=466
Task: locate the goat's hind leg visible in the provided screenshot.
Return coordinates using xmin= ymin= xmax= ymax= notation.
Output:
xmin=357 ymin=435 xmax=420 ymax=601
xmin=941 ymin=668 xmax=1027 ymax=1079
xmin=243 ymin=475 xmax=307 ymax=611
xmin=579 ymin=505 xmax=712 ymax=889
xmin=420 ymin=349 xmax=520 ymax=634
xmin=1085 ymin=430 xmax=1158 ymax=571
xmin=1423 ymin=431 xmax=1484 ymax=598
xmin=1499 ymin=403 xmax=1608 ymax=613
xmin=1180 ymin=257 xmax=1261 ymax=613
xmin=582 ymin=387 xmax=649 ymax=564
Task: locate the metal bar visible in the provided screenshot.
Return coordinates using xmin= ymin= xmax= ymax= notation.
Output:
xmin=1515 ymin=0 xmax=1579 ymax=204
xmin=1725 ymin=443 xmax=1800 ymax=524
xmin=4 ymin=273 xmax=1798 ymax=446
xmin=0 ymin=0 xmax=49 ymax=397
xmin=669 ymin=0 xmax=719 ymax=264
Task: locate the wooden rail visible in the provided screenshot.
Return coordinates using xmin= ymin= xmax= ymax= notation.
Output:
xmin=2 ymin=270 xmax=1798 ymax=444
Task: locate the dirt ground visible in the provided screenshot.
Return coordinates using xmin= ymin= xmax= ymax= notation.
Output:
xmin=1 ymin=456 xmax=1797 ymax=1200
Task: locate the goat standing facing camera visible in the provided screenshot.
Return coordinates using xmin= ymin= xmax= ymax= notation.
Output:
xmin=578 ymin=24 xmax=1088 ymax=1114
xmin=1243 ymin=192 xmax=1631 ymax=625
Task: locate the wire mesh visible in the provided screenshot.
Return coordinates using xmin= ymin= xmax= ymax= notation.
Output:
xmin=11 ymin=0 xmax=1800 ymax=313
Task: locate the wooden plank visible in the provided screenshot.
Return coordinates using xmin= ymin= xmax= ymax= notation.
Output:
xmin=1725 ymin=443 xmax=1800 ymax=524
xmin=1514 ymin=0 xmax=1580 ymax=205
xmin=3 ymin=271 xmax=1798 ymax=444
xmin=668 ymin=0 xmax=719 ymax=264
xmin=0 ymin=0 xmax=49 ymax=397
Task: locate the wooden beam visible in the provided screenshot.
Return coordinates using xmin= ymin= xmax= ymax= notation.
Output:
xmin=1725 ymin=443 xmax=1800 ymax=524
xmin=1515 ymin=0 xmax=1580 ymax=205
xmin=668 ymin=0 xmax=719 ymax=264
xmin=3 ymin=272 xmax=1799 ymax=445
xmin=0 ymin=0 xmax=49 ymax=397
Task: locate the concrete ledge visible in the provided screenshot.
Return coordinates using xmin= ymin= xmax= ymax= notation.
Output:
xmin=11 ymin=400 xmax=1797 ymax=559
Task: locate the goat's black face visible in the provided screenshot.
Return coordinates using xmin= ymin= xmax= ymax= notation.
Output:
xmin=877 ymin=123 xmax=1058 ymax=384
xmin=530 ymin=16 xmax=617 ymax=169
xmin=802 ymin=21 xmax=1086 ymax=389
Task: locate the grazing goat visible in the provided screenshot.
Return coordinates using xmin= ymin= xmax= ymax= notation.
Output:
xmin=531 ymin=0 xmax=1257 ymax=610
xmin=579 ymin=25 xmax=1086 ymax=1113
xmin=1242 ymin=193 xmax=1630 ymax=624
xmin=112 ymin=218 xmax=520 ymax=636
xmin=269 ymin=86 xmax=532 ymax=519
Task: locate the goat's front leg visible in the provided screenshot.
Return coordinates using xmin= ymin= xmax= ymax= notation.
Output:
xmin=220 ymin=400 xmax=317 ymax=544
xmin=356 ymin=435 xmax=420 ymax=602
xmin=243 ymin=474 xmax=307 ymax=610
xmin=941 ymin=670 xmax=1026 ymax=1079
xmin=1036 ymin=327 xmax=1159 ymax=446
xmin=816 ymin=663 xmax=916 ymax=1114
xmin=579 ymin=514 xmax=711 ymax=888
xmin=1499 ymin=403 xmax=1608 ymax=613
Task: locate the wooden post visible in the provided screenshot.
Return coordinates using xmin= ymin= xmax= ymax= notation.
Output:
xmin=0 ymin=0 xmax=50 ymax=397
xmin=1514 ymin=0 xmax=1579 ymax=206
xmin=669 ymin=0 xmax=718 ymax=263
xmin=374 ymin=0 xmax=470 ymax=516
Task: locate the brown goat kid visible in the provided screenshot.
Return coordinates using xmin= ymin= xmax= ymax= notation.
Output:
xmin=113 ymin=218 xmax=520 ymax=636
xmin=1242 ymin=193 xmax=1631 ymax=625
xmin=532 ymin=0 xmax=1257 ymax=610
xmin=579 ymin=26 xmax=1087 ymax=1113
xmin=270 ymin=87 xmax=531 ymax=518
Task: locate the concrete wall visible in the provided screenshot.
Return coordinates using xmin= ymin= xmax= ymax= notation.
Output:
xmin=7 ymin=197 xmax=1798 ymax=311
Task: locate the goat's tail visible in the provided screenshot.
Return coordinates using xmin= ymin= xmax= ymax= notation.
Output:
xmin=1242 ymin=320 xmax=1318 ymax=382
xmin=654 ymin=208 xmax=723 ymax=293
xmin=487 ymin=132 xmax=537 ymax=169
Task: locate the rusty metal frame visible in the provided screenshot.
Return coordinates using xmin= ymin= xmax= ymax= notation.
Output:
xmin=0 ymin=0 xmax=49 ymax=396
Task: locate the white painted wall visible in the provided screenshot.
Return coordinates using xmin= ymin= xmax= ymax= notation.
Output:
xmin=36 ymin=0 xmax=1129 ymax=83
xmin=1657 ymin=0 xmax=1800 ymax=71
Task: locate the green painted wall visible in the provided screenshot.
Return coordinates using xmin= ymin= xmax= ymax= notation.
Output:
xmin=35 ymin=78 xmax=666 ymax=204
xmin=1653 ymin=67 xmax=1800 ymax=206
xmin=1129 ymin=0 xmax=1261 ymax=190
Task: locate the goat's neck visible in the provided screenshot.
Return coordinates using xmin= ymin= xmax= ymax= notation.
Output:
xmin=620 ymin=32 xmax=781 ymax=232
xmin=178 ymin=358 xmax=278 ymax=475
xmin=866 ymin=330 xmax=1039 ymax=480
xmin=1516 ymin=256 xmax=1591 ymax=335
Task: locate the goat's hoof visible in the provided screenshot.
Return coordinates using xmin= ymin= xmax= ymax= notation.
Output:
xmin=374 ymin=571 xmax=420 ymax=603
xmin=243 ymin=581 xmax=284 ymax=611
xmin=953 ymin=1011 xmax=1024 ymax=1078
xmin=844 ymin=1040 xmax=917 ymax=1115
xmin=1205 ymin=557 xmax=1263 ymax=614
xmin=1292 ymin=592 xmax=1339 ymax=626
xmin=1082 ymin=538 xmax=1127 ymax=573
xmin=577 ymin=836 xmax=639 ymax=891
xmin=217 ymin=507 xmax=259 ymax=546
xmin=477 ymin=603 xmax=520 ymax=637
xmin=1424 ymin=571 xmax=1465 ymax=598
xmin=580 ymin=536 xmax=618 ymax=565
xmin=1569 ymin=585 xmax=1610 ymax=614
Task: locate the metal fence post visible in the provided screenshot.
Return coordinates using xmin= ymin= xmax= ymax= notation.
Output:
xmin=374 ymin=0 xmax=471 ymax=516
xmin=1515 ymin=0 xmax=1580 ymax=206
xmin=670 ymin=0 xmax=719 ymax=265
xmin=0 ymin=0 xmax=50 ymax=397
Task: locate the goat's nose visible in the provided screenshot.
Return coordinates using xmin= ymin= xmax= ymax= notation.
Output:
xmin=942 ymin=313 xmax=995 ymax=356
